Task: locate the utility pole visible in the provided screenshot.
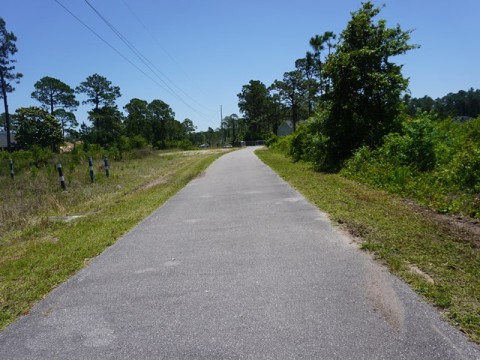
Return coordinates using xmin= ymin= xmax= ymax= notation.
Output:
xmin=220 ymin=105 xmax=223 ymax=146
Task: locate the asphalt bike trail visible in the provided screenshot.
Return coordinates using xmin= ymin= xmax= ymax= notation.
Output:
xmin=1 ymin=147 xmax=479 ymax=359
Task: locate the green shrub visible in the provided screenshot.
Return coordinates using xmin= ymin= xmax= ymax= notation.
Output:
xmin=265 ymin=132 xmax=278 ymax=147
xmin=270 ymin=134 xmax=293 ymax=155
xmin=343 ymin=115 xmax=480 ymax=218
xmin=290 ymin=124 xmax=308 ymax=162
xmin=130 ymin=135 xmax=148 ymax=149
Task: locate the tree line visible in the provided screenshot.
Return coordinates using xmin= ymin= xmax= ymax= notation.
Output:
xmin=234 ymin=2 xmax=418 ymax=169
xmin=405 ymin=88 xmax=480 ymax=119
xmin=234 ymin=2 xmax=478 ymax=172
xmin=0 ymin=17 xmax=202 ymax=153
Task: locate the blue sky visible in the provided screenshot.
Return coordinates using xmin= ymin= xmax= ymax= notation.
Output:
xmin=2 ymin=0 xmax=479 ymax=131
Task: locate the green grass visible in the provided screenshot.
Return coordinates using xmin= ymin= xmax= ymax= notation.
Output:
xmin=0 ymin=149 xmax=226 ymax=330
xmin=256 ymin=148 xmax=480 ymax=343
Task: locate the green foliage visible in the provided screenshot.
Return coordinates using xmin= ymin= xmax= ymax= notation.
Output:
xmin=343 ymin=115 xmax=480 ymax=218
xmin=271 ymin=70 xmax=308 ymax=132
xmin=31 ymin=76 xmax=78 ymax=114
xmin=85 ymin=106 xmax=124 ymax=148
xmin=406 ymin=88 xmax=480 ymax=118
xmin=270 ymin=111 xmax=330 ymax=171
xmin=75 ymin=73 xmax=121 ymax=110
xmin=14 ymin=107 xmax=63 ymax=151
xmin=270 ymin=134 xmax=292 ymax=155
xmin=0 ymin=16 xmax=23 ymax=151
xmin=130 ymin=135 xmax=148 ymax=149
xmin=53 ymin=108 xmax=78 ymax=138
xmin=237 ymin=80 xmax=278 ymax=138
xmin=322 ymin=1 xmax=418 ymax=167
xmin=264 ymin=132 xmax=278 ymax=147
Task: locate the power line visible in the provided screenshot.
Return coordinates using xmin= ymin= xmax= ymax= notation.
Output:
xmin=54 ymin=0 xmax=167 ymax=90
xmin=55 ymin=0 xmax=212 ymax=123
xmin=83 ymin=0 xmax=211 ymax=120
xmin=120 ymin=0 xmax=215 ymax=113
xmin=120 ymin=0 xmax=185 ymax=75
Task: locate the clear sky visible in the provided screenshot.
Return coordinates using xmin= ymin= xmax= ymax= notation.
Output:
xmin=2 ymin=0 xmax=479 ymax=131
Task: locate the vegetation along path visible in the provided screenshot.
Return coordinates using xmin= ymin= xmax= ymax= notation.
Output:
xmin=1 ymin=147 xmax=479 ymax=359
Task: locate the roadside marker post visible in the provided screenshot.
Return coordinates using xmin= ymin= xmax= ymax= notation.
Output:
xmin=9 ymin=159 xmax=14 ymax=179
xmin=57 ymin=163 xmax=67 ymax=191
xmin=88 ymin=157 xmax=95 ymax=183
xmin=103 ymin=156 xmax=110 ymax=178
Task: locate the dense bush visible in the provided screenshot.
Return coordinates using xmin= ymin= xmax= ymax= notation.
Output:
xmin=270 ymin=112 xmax=330 ymax=171
xmin=267 ymin=113 xmax=480 ymax=218
xmin=342 ymin=115 xmax=480 ymax=218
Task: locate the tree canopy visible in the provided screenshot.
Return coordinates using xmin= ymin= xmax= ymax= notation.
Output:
xmin=14 ymin=107 xmax=63 ymax=151
xmin=321 ymin=1 xmax=418 ymax=167
xmin=0 ymin=16 xmax=22 ymax=151
xmin=31 ymin=76 xmax=78 ymax=114
xmin=76 ymin=73 xmax=121 ymax=110
xmin=237 ymin=80 xmax=272 ymax=139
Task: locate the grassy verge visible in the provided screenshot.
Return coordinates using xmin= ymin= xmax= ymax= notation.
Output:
xmin=0 ymin=149 xmax=226 ymax=331
xmin=256 ymin=148 xmax=480 ymax=343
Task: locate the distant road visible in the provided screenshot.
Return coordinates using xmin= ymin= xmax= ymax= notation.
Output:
xmin=1 ymin=146 xmax=479 ymax=359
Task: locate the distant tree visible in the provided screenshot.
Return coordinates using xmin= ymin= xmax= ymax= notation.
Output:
xmin=86 ymin=107 xmax=124 ymax=147
xmin=53 ymin=108 xmax=78 ymax=138
xmin=0 ymin=112 xmax=5 ymax=130
xmin=181 ymin=118 xmax=196 ymax=137
xmin=309 ymin=31 xmax=336 ymax=95
xmin=31 ymin=76 xmax=79 ymax=114
xmin=271 ymin=70 xmax=308 ymax=132
xmin=14 ymin=107 xmax=63 ymax=151
xmin=237 ymin=80 xmax=271 ymax=139
xmin=165 ymin=118 xmax=185 ymax=142
xmin=221 ymin=114 xmax=240 ymax=142
xmin=148 ymin=99 xmax=174 ymax=148
xmin=206 ymin=127 xmax=215 ymax=145
xmin=295 ymin=53 xmax=320 ymax=116
xmin=435 ymin=88 xmax=480 ymax=118
xmin=76 ymin=73 xmax=121 ymax=110
xmin=124 ymin=98 xmax=151 ymax=141
xmin=322 ymin=1 xmax=418 ymax=168
xmin=404 ymin=95 xmax=435 ymax=116
xmin=0 ymin=17 xmax=23 ymax=151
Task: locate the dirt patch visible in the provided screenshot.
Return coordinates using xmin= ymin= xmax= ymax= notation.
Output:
xmin=407 ymin=263 xmax=435 ymax=284
xmin=157 ymin=149 xmax=231 ymax=157
xmin=139 ymin=175 xmax=169 ymax=191
xmin=364 ymin=260 xmax=406 ymax=331
xmin=402 ymin=199 xmax=480 ymax=249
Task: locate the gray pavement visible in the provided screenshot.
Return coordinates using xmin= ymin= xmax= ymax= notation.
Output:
xmin=1 ymin=146 xmax=479 ymax=359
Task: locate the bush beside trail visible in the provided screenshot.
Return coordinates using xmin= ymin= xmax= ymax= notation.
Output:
xmin=269 ymin=115 xmax=480 ymax=219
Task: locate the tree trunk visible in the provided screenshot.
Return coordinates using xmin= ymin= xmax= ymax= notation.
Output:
xmin=0 ymin=73 xmax=12 ymax=151
xmin=50 ymin=93 xmax=54 ymax=114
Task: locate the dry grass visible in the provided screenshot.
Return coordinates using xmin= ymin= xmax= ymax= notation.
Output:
xmin=0 ymin=149 xmax=225 ymax=330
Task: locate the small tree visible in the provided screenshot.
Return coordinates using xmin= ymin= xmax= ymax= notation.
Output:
xmin=148 ymin=99 xmax=174 ymax=148
xmin=322 ymin=1 xmax=418 ymax=168
xmin=87 ymin=107 xmax=124 ymax=147
xmin=237 ymin=80 xmax=271 ymax=139
xmin=53 ymin=108 xmax=78 ymax=139
xmin=31 ymin=76 xmax=78 ymax=114
xmin=76 ymin=73 xmax=121 ymax=110
xmin=14 ymin=107 xmax=63 ymax=151
xmin=271 ymin=70 xmax=308 ymax=133
xmin=0 ymin=17 xmax=23 ymax=151
xmin=124 ymin=98 xmax=151 ymax=142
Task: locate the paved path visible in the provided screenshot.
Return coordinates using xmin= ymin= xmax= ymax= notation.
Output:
xmin=1 ymin=147 xmax=479 ymax=359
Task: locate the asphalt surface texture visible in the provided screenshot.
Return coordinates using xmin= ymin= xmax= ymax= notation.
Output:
xmin=1 ymin=146 xmax=479 ymax=359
